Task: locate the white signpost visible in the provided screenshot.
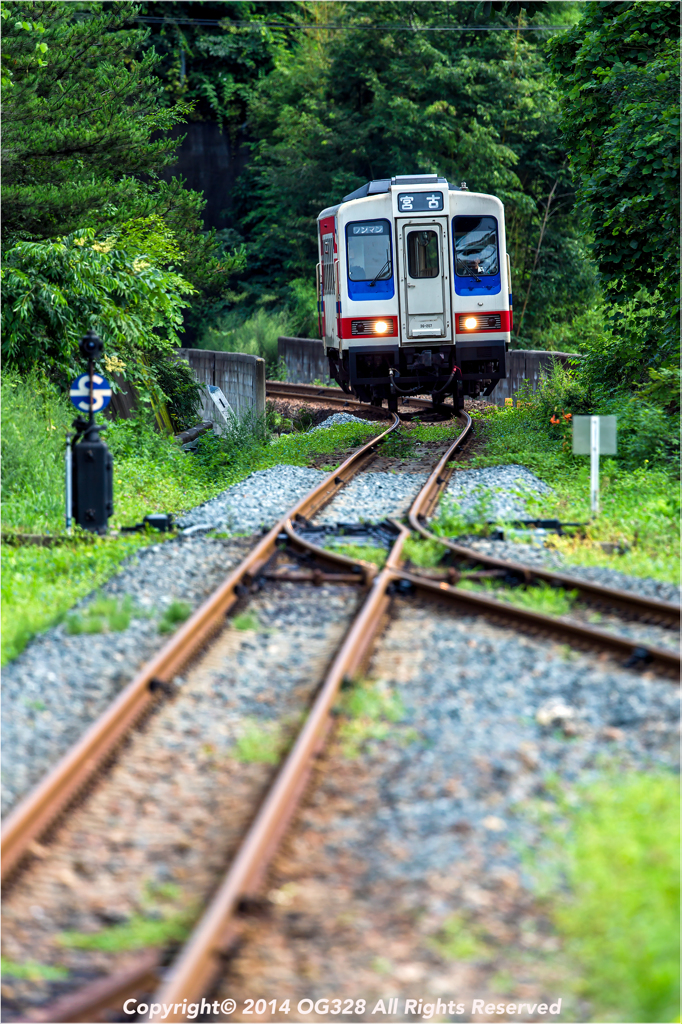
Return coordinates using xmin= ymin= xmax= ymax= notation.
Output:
xmin=572 ymin=415 xmax=617 ymax=514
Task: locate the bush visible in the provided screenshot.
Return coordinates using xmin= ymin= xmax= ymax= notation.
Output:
xmin=524 ymin=360 xmax=679 ymax=473
xmin=1 ymin=227 xmax=194 ymax=382
xmin=151 ymin=355 xmax=203 ymax=432
xmin=578 ymin=290 xmax=674 ymax=401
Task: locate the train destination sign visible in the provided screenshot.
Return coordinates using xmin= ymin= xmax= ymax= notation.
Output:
xmin=69 ymin=373 xmax=112 ymax=412
xmin=398 ymin=192 xmax=444 ymax=213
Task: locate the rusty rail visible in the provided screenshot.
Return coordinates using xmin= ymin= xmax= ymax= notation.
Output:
xmin=147 ymin=416 xmax=474 ymax=1019
xmin=1 ymin=413 xmax=399 ymax=882
xmin=408 ymin=431 xmax=680 ymax=628
xmin=7 ymin=401 xmax=677 ymax=1022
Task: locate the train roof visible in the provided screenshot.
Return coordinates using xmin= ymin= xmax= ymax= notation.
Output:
xmin=342 ymin=174 xmax=451 ymax=202
xmin=318 ymin=174 xmax=467 ymax=219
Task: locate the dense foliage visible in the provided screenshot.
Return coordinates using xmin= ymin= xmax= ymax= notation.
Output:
xmin=547 ymin=1 xmax=680 ymax=396
xmin=219 ymin=1 xmax=595 ymax=348
xmin=547 ymin=2 xmax=679 ymax=306
xmin=1 ymin=1 xmax=243 ymax=386
xmin=2 ymin=227 xmax=193 ymax=379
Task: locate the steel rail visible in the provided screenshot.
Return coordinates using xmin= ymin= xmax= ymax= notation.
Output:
xmin=266 ymin=380 xmax=434 ymax=413
xmin=17 ymin=406 xmax=675 ymax=1022
xmin=1 ymin=414 xmax=400 ymax=883
xmin=408 ymin=427 xmax=681 ymax=628
xmin=395 ymin=571 xmax=680 ymax=679
xmin=146 ymin=415 xmax=474 ymax=1018
xmin=281 ymin=415 xmax=679 ymax=678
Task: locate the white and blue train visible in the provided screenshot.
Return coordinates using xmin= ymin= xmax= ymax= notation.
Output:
xmin=317 ymin=174 xmax=512 ymax=412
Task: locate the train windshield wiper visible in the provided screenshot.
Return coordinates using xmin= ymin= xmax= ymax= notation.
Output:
xmin=368 ymin=259 xmax=392 ymax=286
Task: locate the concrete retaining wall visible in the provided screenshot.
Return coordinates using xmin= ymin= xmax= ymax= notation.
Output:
xmin=277 ymin=336 xmax=331 ymax=384
xmin=276 ymin=336 xmax=580 ymax=404
xmin=177 ymin=349 xmax=266 ymax=429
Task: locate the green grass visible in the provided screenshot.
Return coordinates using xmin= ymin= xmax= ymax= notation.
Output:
xmin=233 ymin=719 xmax=284 ymax=764
xmin=336 ymin=678 xmax=416 ymax=758
xmin=65 ymin=594 xmax=135 ymax=635
xmin=1 ymin=957 xmax=69 ymax=981
xmin=158 ymin=599 xmax=192 ymax=634
xmin=467 ymin=405 xmax=679 ymax=583
xmin=232 ymin=611 xmax=260 ymax=631
xmin=458 ymin=579 xmax=580 ymax=617
xmin=531 ymin=772 xmax=680 ymax=1023
xmin=57 ymin=910 xmax=191 ymax=952
xmin=1 ymin=371 xmax=390 ymax=664
xmin=429 ymin=912 xmax=493 ymax=962
xmin=380 ymin=418 xmax=462 ymax=459
xmin=402 ymin=534 xmax=446 ymax=568
xmin=325 ymin=542 xmax=388 ymax=567
xmin=1 ymin=535 xmax=152 ymax=665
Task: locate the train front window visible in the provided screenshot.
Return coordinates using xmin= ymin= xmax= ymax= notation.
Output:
xmin=454 ymin=216 xmax=499 ymax=278
xmin=407 ymin=230 xmax=439 ymax=278
xmin=347 ymin=220 xmax=392 ymax=282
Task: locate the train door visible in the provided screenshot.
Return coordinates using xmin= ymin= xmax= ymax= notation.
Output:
xmin=397 ymin=218 xmax=451 ymax=340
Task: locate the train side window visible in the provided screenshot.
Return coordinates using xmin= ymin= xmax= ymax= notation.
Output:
xmin=407 ymin=230 xmax=439 ymax=279
xmin=346 ymin=219 xmax=394 ymax=300
xmin=453 ymin=216 xmax=499 ymax=278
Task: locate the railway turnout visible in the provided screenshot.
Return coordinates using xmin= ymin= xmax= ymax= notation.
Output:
xmin=2 ymin=383 xmax=678 ymax=1024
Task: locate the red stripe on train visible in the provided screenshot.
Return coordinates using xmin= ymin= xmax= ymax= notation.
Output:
xmin=338 ymin=316 xmax=399 ymax=340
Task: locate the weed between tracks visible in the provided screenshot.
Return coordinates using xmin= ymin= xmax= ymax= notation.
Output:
xmin=324 ymin=542 xmax=388 ymax=567
xmin=65 ymin=594 xmax=137 ymax=635
xmin=336 ymin=679 xmax=419 ymax=758
xmin=158 ymin=600 xmax=192 ymax=634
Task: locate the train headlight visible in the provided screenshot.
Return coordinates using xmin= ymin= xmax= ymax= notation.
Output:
xmin=374 ymin=320 xmax=389 ymax=334
xmin=464 ymin=316 xmax=477 ymax=330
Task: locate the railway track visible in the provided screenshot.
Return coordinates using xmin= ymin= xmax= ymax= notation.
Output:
xmin=2 ymin=384 xmax=678 ymax=1023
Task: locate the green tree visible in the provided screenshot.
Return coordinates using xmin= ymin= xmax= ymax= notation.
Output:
xmin=1 ymin=226 xmax=194 ymax=380
xmin=1 ymin=1 xmax=244 ymax=348
xmin=1 ymin=1 xmax=191 ymax=241
xmin=547 ymin=1 xmax=680 ymax=396
xmin=137 ymin=1 xmax=294 ymax=137
xmin=229 ymin=0 xmax=594 ymax=345
xmin=547 ymin=1 xmax=679 ymax=306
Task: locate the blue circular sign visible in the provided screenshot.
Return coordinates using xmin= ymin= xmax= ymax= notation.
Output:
xmin=69 ymin=373 xmax=112 ymax=412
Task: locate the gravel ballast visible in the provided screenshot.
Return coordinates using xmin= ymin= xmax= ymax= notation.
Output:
xmin=310 ymin=413 xmax=373 ymax=431
xmin=442 ymin=465 xmax=553 ymax=520
xmin=2 ymin=583 xmax=362 ymax=1016
xmin=437 ymin=464 xmax=679 ymax=605
xmin=177 ymin=465 xmax=327 ymax=534
xmin=460 ymin=536 xmax=680 ymax=605
xmin=314 ymin=471 xmax=429 ymax=525
xmin=214 ymin=599 xmax=680 ymax=1022
xmin=1 ymin=535 xmax=254 ymax=816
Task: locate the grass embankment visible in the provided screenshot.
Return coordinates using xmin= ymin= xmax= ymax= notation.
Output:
xmin=406 ymin=399 xmax=679 ymax=585
xmin=2 ymin=369 xmax=463 ymax=664
xmin=472 ymin=403 xmax=679 ymax=583
xmin=527 ymin=771 xmax=680 ymax=1023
